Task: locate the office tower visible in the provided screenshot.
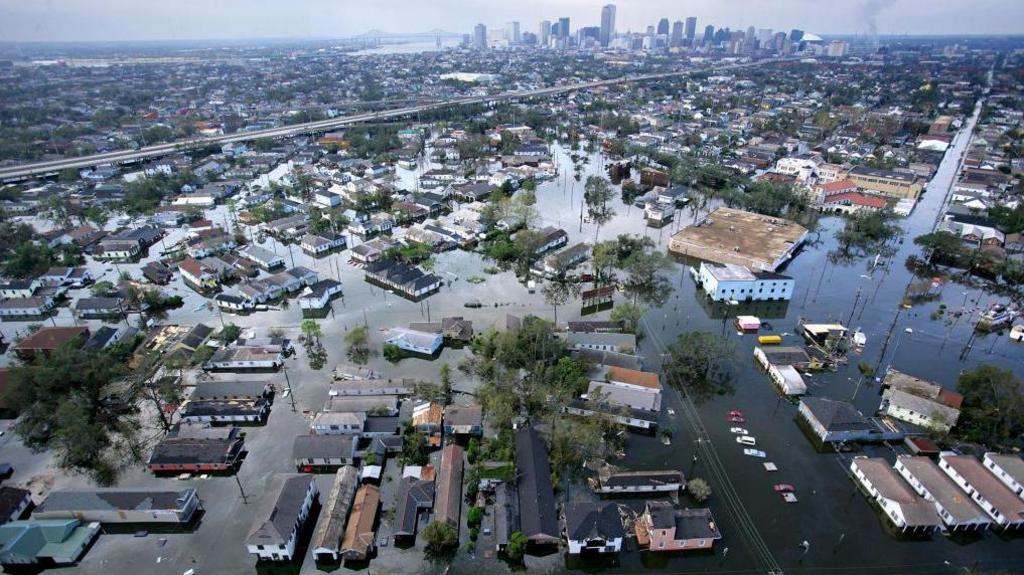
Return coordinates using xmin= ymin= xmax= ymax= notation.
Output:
xmin=600 ymin=4 xmax=616 ymax=47
xmin=507 ymin=21 xmax=521 ymax=44
xmin=657 ymin=18 xmax=670 ymax=36
xmin=685 ymin=17 xmax=697 ymax=40
xmin=559 ymin=17 xmax=570 ymax=39
xmin=473 ymin=23 xmax=487 ymax=50
xmin=702 ymin=25 xmax=714 ymax=45
xmin=757 ymin=28 xmax=774 ymax=46
xmin=746 ymin=26 xmax=756 ymax=50
xmin=790 ymin=29 xmax=805 ymax=43
xmin=540 ymin=20 xmax=551 ymax=47
xmin=671 ymin=21 xmax=684 ymax=47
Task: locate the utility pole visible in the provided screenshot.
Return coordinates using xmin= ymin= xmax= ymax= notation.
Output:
xmin=284 ymin=367 xmax=296 ymax=412
xmin=234 ymin=475 xmax=248 ymax=504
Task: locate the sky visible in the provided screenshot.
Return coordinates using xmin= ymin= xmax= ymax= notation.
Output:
xmin=1 ymin=0 xmax=1022 ymax=43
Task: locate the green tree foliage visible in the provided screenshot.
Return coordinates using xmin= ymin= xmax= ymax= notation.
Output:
xmin=440 ymin=363 xmax=453 ymax=405
xmin=383 ymin=342 xmax=403 ymax=363
xmin=423 ymin=521 xmax=459 ymax=553
xmin=345 ymin=325 xmax=370 ymax=364
xmin=955 ymin=364 xmax=1024 ymax=447
xmin=6 ymin=342 xmax=148 ymax=484
xmin=541 ymin=276 xmax=581 ymax=324
xmin=122 ymin=170 xmax=196 ymax=215
xmin=584 ymin=175 xmax=616 ymax=240
xmin=610 ymin=302 xmax=646 ymax=335
xmin=664 ymin=332 xmax=737 ymax=402
xmin=688 ymin=477 xmax=712 ymax=502
xmin=833 ymin=210 xmax=903 ymax=261
xmin=467 ymin=506 xmax=484 ymax=529
xmin=504 ymin=531 xmax=528 ymax=561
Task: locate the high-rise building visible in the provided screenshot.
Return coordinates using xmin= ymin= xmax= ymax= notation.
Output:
xmin=746 ymin=26 xmax=756 ymax=50
xmin=473 ymin=23 xmax=487 ymax=50
xmin=507 ymin=21 xmax=521 ymax=45
xmin=671 ymin=21 xmax=684 ymax=47
xmin=600 ymin=4 xmax=616 ymax=47
xmin=702 ymin=25 xmax=715 ymax=45
xmin=540 ymin=20 xmax=551 ymax=47
xmin=559 ymin=17 xmax=570 ymax=39
xmin=657 ymin=18 xmax=670 ymax=36
xmin=757 ymin=28 xmax=774 ymax=46
xmin=685 ymin=17 xmax=697 ymax=40
xmin=790 ymin=29 xmax=805 ymax=43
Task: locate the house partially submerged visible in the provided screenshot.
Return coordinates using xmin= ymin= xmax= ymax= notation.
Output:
xmin=33 ymin=489 xmax=201 ymax=525
xmin=311 ymin=466 xmax=359 ymax=563
xmin=850 ymin=457 xmax=943 ymax=533
xmin=564 ymin=501 xmax=624 ymax=555
xmin=636 ymin=502 xmax=721 ymax=552
xmin=341 ymin=484 xmax=380 ymax=562
xmin=514 ymin=425 xmax=559 ymax=546
xmin=245 ymin=474 xmax=319 ymax=561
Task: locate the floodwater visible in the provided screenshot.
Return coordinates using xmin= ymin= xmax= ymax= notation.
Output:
xmin=3 ymin=99 xmax=1022 ymax=574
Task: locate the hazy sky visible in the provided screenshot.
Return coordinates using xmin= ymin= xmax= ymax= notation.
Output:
xmin=1 ymin=0 xmax=1022 ymax=42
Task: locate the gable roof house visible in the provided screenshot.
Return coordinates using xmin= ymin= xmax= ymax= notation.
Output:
xmin=850 ymin=457 xmax=943 ymax=533
xmin=245 ymin=475 xmax=319 ymax=561
xmin=393 ymin=477 xmax=435 ymax=541
xmin=514 ymin=425 xmax=559 ymax=546
xmin=435 ymin=445 xmax=464 ymax=528
xmin=0 ymin=519 xmax=100 ymax=567
xmin=341 ymin=484 xmax=380 ymax=562
xmin=311 ymin=466 xmax=360 ymax=563
xmin=564 ymin=501 xmax=624 ymax=555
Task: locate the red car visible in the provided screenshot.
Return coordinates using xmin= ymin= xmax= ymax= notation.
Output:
xmin=773 ymin=484 xmax=795 ymax=493
xmin=727 ymin=415 xmax=746 ymax=423
xmin=728 ymin=410 xmax=745 ymax=417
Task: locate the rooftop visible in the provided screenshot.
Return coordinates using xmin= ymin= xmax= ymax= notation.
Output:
xmin=669 ymin=207 xmax=808 ymax=271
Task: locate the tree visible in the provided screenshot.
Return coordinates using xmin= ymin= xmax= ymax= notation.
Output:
xmin=467 ymin=506 xmax=484 ymax=529
xmin=300 ymin=319 xmax=323 ymax=347
xmin=90 ymin=281 xmax=116 ymax=297
xmin=383 ymin=342 xmax=402 ymax=363
xmin=610 ymin=302 xmax=646 ymax=335
xmin=439 ymin=363 xmax=454 ymax=405
xmin=84 ymin=205 xmax=109 ymax=230
xmin=423 ymin=521 xmax=458 ymax=553
xmin=504 ymin=531 xmax=528 ymax=561
xmin=955 ymin=364 xmax=1024 ymax=447
xmin=664 ymin=332 xmax=737 ymax=402
xmin=621 ymin=249 xmax=672 ymax=307
xmin=584 ymin=175 xmax=616 ymax=242
xmin=832 ymin=210 xmax=903 ymax=261
xmin=688 ymin=477 xmax=712 ymax=502
xmin=220 ymin=324 xmax=242 ymax=344
xmin=541 ymin=276 xmax=581 ymax=325
xmin=345 ymin=325 xmax=370 ymax=364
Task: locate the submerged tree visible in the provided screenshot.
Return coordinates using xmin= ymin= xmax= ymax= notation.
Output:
xmin=663 ymin=332 xmax=737 ymax=402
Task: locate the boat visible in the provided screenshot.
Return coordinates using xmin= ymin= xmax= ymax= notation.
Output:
xmin=729 ymin=427 xmax=748 ymax=434
xmin=743 ymin=448 xmax=766 ymax=458
xmin=758 ymin=335 xmax=783 ymax=345
xmin=736 ymin=436 xmax=757 ymax=446
xmin=977 ymin=304 xmax=1017 ymax=332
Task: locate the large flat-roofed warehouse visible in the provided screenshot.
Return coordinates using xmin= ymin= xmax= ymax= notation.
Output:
xmin=668 ymin=207 xmax=808 ymax=272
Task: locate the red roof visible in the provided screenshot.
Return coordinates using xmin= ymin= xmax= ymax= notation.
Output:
xmin=12 ymin=326 xmax=89 ymax=353
xmin=823 ymin=191 xmax=887 ymax=209
xmin=817 ymin=179 xmax=858 ymax=193
xmin=178 ymin=257 xmax=207 ymax=278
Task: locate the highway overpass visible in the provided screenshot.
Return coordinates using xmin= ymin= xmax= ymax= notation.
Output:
xmin=0 ymin=58 xmax=788 ymax=183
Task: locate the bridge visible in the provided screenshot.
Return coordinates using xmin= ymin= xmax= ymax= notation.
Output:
xmin=0 ymin=58 xmax=791 ymax=183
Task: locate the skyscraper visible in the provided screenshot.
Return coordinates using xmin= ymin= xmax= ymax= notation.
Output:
xmin=702 ymin=25 xmax=714 ymax=46
xmin=540 ymin=20 xmax=551 ymax=47
xmin=657 ymin=18 xmax=670 ymax=36
xmin=685 ymin=17 xmax=697 ymax=40
xmin=746 ymin=26 xmax=756 ymax=50
xmin=671 ymin=21 xmax=684 ymax=47
xmin=473 ymin=23 xmax=487 ymax=50
xmin=559 ymin=17 xmax=570 ymax=39
xmin=508 ymin=21 xmax=521 ymax=45
xmin=600 ymin=4 xmax=616 ymax=47
xmin=790 ymin=29 xmax=805 ymax=43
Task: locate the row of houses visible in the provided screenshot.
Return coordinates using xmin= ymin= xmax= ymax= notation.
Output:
xmin=851 ymin=452 xmax=1024 ymax=532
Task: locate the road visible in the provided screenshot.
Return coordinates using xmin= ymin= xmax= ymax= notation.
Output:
xmin=0 ymin=57 xmax=791 ymax=182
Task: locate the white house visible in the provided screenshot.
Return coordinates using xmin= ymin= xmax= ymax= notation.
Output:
xmin=245 ymin=475 xmax=318 ymax=561
xmin=894 ymin=456 xmax=991 ymax=532
xmin=0 ymin=297 xmax=55 ymax=319
xmin=385 ymin=327 xmax=444 ymax=356
xmin=983 ymin=453 xmax=1024 ymax=498
xmin=564 ymin=501 xmax=624 ymax=555
xmin=850 ymin=457 xmax=942 ymax=533
xmin=297 ymin=280 xmax=344 ymax=310
xmin=939 ymin=454 xmax=1024 ymax=528
xmin=311 ymin=412 xmax=366 ymax=435
xmin=696 ymin=262 xmax=794 ymax=302
xmin=774 ymin=157 xmax=820 ymax=182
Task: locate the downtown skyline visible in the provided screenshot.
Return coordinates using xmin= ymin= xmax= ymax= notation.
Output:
xmin=1 ymin=0 xmax=1024 ymax=43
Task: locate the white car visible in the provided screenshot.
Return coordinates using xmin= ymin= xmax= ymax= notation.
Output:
xmin=736 ymin=436 xmax=757 ymax=446
xmin=729 ymin=427 xmax=748 ymax=435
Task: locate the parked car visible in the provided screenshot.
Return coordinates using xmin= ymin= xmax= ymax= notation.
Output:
xmin=727 ymin=415 xmax=746 ymax=423
xmin=743 ymin=448 xmax=766 ymax=458
xmin=773 ymin=484 xmax=795 ymax=493
xmin=729 ymin=427 xmax=748 ymax=435
xmin=736 ymin=436 xmax=757 ymax=446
